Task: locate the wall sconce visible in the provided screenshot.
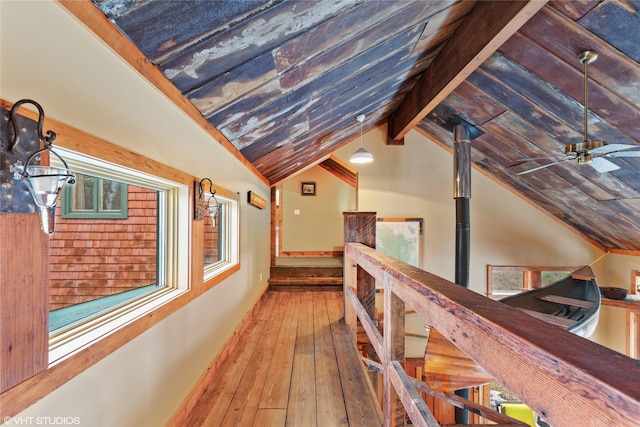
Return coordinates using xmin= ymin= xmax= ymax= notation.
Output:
xmin=349 ymin=113 xmax=373 ymax=164
xmin=195 ymin=178 xmax=221 ymax=229
xmin=7 ymin=99 xmax=75 ymax=234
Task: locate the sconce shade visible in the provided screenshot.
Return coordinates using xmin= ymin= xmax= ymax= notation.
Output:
xmin=25 ymin=166 xmax=70 ymax=208
xmin=206 ymin=196 xmax=221 ymax=229
xmin=24 ymin=166 xmax=74 ymax=234
xmin=349 ymin=147 xmax=374 ymax=164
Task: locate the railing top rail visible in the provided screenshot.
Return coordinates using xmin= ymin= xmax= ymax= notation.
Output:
xmin=345 ymin=242 xmax=640 ymax=427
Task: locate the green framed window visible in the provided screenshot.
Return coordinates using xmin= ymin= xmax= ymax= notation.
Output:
xmin=62 ymin=173 xmax=128 ymax=219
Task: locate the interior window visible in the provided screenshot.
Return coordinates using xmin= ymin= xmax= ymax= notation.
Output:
xmin=487 ymin=266 xmax=577 ymax=298
xmin=203 ymin=191 xmax=239 ymax=281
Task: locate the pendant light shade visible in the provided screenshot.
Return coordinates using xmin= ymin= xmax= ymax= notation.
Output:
xmin=350 ymin=147 xmax=374 ymax=164
xmin=349 ymin=114 xmax=373 ymax=164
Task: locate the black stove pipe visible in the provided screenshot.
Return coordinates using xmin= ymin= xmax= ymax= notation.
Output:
xmin=453 ymin=123 xmax=471 ymax=289
xmin=453 ymin=122 xmax=471 ymax=424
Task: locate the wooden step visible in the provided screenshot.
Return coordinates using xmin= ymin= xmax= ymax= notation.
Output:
xmin=269 ymin=284 xmax=343 ymax=292
xmin=269 ymin=277 xmax=343 ymax=286
xmin=268 ymin=264 xmax=343 ymax=291
xmin=269 ymin=265 xmax=343 ymax=278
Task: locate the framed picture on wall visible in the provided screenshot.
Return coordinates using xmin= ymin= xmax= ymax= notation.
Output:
xmin=301 ymin=182 xmax=316 ymax=196
xmin=376 ymin=217 xmax=423 ymax=268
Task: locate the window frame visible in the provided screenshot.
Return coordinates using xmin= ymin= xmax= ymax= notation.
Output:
xmin=49 ymin=148 xmax=190 ymax=365
xmin=203 ymin=190 xmax=240 ymax=282
xmin=487 ymin=265 xmax=579 ymax=299
xmin=628 ymin=270 xmax=640 ymax=359
xmin=61 ymin=174 xmax=128 ymax=219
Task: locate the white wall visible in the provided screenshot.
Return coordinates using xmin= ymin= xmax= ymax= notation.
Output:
xmin=593 ymin=253 xmax=640 ymax=353
xmin=334 ymin=123 xmax=638 ymax=356
xmin=1 ymin=2 xmax=270 ymax=426
xmin=281 ymin=166 xmax=356 ymax=252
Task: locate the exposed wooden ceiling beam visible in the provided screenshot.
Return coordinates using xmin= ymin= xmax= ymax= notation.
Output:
xmin=387 ymin=0 xmax=548 ymax=143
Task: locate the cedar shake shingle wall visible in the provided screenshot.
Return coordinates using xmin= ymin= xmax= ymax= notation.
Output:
xmin=49 ymin=185 xmax=157 ymax=311
xmin=203 ymin=213 xmax=219 ymax=264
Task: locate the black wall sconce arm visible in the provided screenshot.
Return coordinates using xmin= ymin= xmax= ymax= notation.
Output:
xmin=195 ymin=177 xmax=221 ymax=229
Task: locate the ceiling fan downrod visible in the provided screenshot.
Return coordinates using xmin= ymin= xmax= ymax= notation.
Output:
xmin=565 ymin=50 xmax=607 ymax=157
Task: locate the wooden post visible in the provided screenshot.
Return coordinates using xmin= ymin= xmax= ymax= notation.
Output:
xmin=0 ymin=214 xmax=49 ymax=392
xmin=384 ymin=274 xmax=405 ymax=427
xmin=343 ymin=212 xmax=377 ymax=334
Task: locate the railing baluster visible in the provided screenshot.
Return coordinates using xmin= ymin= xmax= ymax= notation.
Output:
xmin=384 ymin=274 xmax=405 ymax=426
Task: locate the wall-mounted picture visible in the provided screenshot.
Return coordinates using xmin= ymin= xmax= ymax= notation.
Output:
xmin=301 ymin=182 xmax=316 ymax=196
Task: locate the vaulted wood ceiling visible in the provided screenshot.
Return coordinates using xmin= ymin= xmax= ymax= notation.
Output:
xmin=66 ymin=1 xmax=639 ymax=253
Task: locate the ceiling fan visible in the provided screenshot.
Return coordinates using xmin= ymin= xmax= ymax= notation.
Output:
xmin=513 ymin=50 xmax=640 ymax=176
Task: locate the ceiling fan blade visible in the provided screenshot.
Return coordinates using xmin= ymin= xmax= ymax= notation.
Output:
xmin=589 ymin=157 xmax=620 ymax=173
xmin=516 ymin=158 xmax=570 ymax=175
xmin=590 ymin=143 xmax=637 ymax=154
xmin=508 ymin=154 xmax=573 ymax=171
xmin=605 ymin=150 xmax=640 ymax=158
xmin=510 ymin=156 xmax=567 ymax=165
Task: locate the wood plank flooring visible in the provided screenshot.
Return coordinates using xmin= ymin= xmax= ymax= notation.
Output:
xmin=185 ymin=291 xmax=381 ymax=427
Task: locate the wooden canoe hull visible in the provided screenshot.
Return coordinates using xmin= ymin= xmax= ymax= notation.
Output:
xmin=423 ymin=267 xmax=601 ymax=392
xmin=422 ymin=327 xmax=494 ymax=392
xmin=498 ymin=267 xmax=601 ymax=338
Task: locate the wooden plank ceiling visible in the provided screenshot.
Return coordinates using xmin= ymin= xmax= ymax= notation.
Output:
xmin=79 ymin=0 xmax=639 ymax=253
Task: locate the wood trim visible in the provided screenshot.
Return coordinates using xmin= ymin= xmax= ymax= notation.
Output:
xmin=488 ymin=265 xmax=581 ymax=272
xmin=57 ymin=0 xmax=270 ymax=187
xmin=601 ymin=299 xmax=640 ymax=311
xmin=629 ymin=270 xmax=639 ymax=359
xmin=628 ymin=311 xmax=639 ymax=359
xmin=279 ymin=250 xmax=344 ymax=258
xmin=166 ymin=287 xmax=270 ymax=426
xmin=609 ymin=248 xmax=640 ymax=256
xmin=388 ymin=0 xmax=548 ymax=141
xmin=270 ymin=186 xmax=277 ymax=266
xmin=318 ymin=155 xmax=358 ymax=188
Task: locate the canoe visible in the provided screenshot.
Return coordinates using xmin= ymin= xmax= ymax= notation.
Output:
xmin=498 ymin=265 xmax=600 ymax=338
xmin=423 ymin=266 xmax=601 ymax=391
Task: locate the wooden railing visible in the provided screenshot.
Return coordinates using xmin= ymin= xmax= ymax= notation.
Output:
xmin=343 ymin=242 xmax=640 ymax=427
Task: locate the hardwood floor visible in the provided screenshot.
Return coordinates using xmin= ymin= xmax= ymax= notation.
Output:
xmin=184 ymin=291 xmax=381 ymax=426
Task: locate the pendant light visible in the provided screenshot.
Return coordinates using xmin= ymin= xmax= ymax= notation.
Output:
xmin=349 ymin=114 xmax=373 ymax=164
